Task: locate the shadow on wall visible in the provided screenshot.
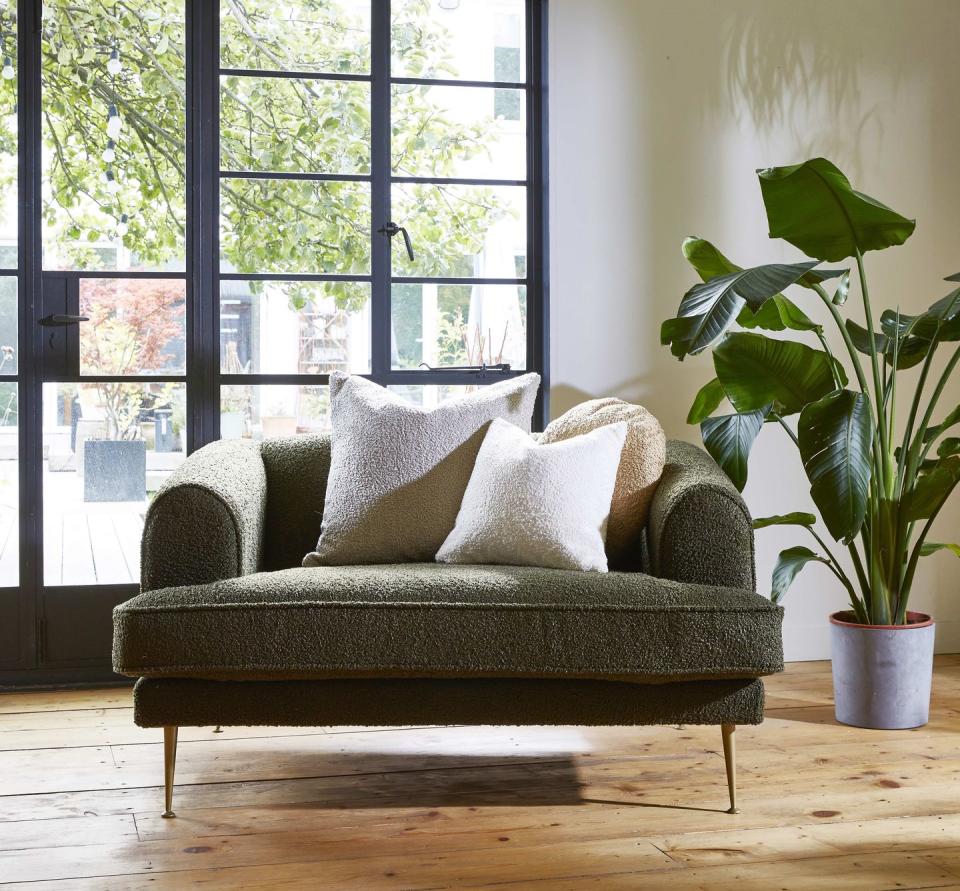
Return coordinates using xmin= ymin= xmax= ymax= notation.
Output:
xmin=550 ymin=0 xmax=930 ymax=440
xmin=717 ymin=0 xmax=910 ymax=175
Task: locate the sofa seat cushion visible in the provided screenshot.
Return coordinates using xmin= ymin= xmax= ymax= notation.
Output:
xmin=113 ymin=564 xmax=783 ymax=683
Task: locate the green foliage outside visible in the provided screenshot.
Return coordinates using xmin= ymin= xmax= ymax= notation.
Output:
xmin=0 ymin=0 xmax=510 ymax=315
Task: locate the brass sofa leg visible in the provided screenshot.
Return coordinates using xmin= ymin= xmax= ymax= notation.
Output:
xmin=162 ymin=726 xmax=178 ymax=818
xmin=721 ymin=723 xmax=738 ymax=814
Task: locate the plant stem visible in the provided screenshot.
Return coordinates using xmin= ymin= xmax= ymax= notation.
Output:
xmin=816 ymin=329 xmax=843 ymax=388
xmin=900 ymin=512 xmax=943 ymax=623
xmin=855 ymin=249 xmax=893 ymax=496
xmin=810 ymin=282 xmax=881 ymax=450
xmin=847 ymin=536 xmax=871 ymax=605
xmin=909 ymin=343 xmax=960 ymax=478
xmin=774 ymin=414 xmax=799 ymax=449
xmin=805 ymin=524 xmax=862 ymax=611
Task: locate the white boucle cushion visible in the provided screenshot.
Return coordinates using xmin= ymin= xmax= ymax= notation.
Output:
xmin=303 ymin=372 xmax=540 ymax=566
xmin=436 ymin=418 xmax=627 ymax=572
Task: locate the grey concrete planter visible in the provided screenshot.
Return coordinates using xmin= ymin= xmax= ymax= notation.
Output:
xmin=830 ymin=611 xmax=935 ymax=729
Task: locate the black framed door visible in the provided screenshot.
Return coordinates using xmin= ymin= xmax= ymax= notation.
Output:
xmin=2 ymin=0 xmax=548 ymax=685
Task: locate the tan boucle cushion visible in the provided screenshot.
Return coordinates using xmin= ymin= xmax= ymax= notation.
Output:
xmin=541 ymin=398 xmax=666 ymax=566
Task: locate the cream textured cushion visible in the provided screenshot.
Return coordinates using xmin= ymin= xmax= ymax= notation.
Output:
xmin=303 ymin=372 xmax=540 ymax=566
xmin=540 ymin=398 xmax=666 ymax=567
xmin=436 ymin=418 xmax=627 ymax=572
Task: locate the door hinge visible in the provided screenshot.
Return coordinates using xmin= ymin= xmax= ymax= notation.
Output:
xmin=37 ymin=616 xmax=47 ymax=663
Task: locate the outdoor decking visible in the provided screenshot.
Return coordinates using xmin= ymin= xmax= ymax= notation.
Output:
xmin=0 ymin=464 xmax=151 ymax=588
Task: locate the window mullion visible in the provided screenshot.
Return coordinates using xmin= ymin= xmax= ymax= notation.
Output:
xmin=369 ymin=0 xmax=391 ymax=380
xmin=186 ymin=0 xmax=220 ymax=451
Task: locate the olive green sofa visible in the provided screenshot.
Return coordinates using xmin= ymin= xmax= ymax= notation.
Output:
xmin=112 ymin=435 xmax=783 ymax=817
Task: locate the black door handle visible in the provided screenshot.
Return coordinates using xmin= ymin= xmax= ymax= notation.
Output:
xmin=39 ymin=314 xmax=90 ymax=327
xmin=378 ymin=221 xmax=415 ymax=261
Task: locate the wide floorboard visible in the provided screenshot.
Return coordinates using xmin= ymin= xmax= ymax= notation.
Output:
xmin=1 ymin=658 xmax=959 ymax=889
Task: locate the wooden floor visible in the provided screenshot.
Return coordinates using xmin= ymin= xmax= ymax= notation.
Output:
xmin=1 ymin=659 xmax=960 ymax=890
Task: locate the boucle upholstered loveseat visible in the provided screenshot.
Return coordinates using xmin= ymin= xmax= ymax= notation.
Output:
xmin=112 ymin=434 xmax=784 ymax=817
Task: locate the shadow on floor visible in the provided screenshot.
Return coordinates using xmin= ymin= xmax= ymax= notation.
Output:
xmin=180 ymin=753 xmax=589 ymax=810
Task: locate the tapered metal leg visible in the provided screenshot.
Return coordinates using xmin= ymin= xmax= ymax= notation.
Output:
xmin=721 ymin=723 xmax=738 ymax=814
xmin=162 ymin=726 xmax=178 ymax=818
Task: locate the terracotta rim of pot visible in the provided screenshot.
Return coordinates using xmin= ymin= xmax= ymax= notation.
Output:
xmin=829 ymin=610 xmax=934 ymax=630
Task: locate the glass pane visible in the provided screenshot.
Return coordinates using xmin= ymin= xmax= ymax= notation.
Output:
xmin=391 ymin=84 xmax=525 ymax=179
xmin=393 ymin=183 xmax=525 ymax=278
xmin=0 ymin=385 xmax=16 ymax=586
xmin=0 ymin=1 xmax=16 ymax=264
xmin=392 ymin=0 xmax=525 ymax=83
xmin=220 ymin=178 xmax=371 ymax=275
xmin=41 ymin=1 xmax=186 ymax=271
xmin=79 ymin=279 xmax=186 ymax=376
xmin=220 ymin=76 xmax=370 ymax=174
xmin=392 ymin=283 xmax=526 ymax=370
xmin=42 ymin=382 xmax=186 ymax=586
xmin=220 ymin=384 xmax=330 ymax=439
xmin=220 ymin=0 xmax=371 ymax=75
xmin=0 ymin=277 xmax=15 ymax=374
xmin=221 ymin=280 xmax=370 ymax=374
xmin=387 ymin=384 xmax=471 ymax=409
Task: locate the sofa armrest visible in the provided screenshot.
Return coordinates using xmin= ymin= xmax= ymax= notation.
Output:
xmin=646 ymin=440 xmax=756 ymax=590
xmin=141 ymin=440 xmax=267 ymax=592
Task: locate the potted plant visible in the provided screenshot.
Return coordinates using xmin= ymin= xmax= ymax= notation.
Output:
xmin=662 ymin=158 xmax=959 ymax=730
xmin=79 ymin=280 xmax=184 ymax=502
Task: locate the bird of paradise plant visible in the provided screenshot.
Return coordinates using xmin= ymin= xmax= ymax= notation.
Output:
xmin=661 ymin=158 xmax=960 ymax=625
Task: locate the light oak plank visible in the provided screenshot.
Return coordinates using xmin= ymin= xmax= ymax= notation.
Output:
xmin=0 ymin=829 xmax=679 ymax=885
xmin=0 ymin=814 xmax=136 ymax=852
xmin=0 ymin=687 xmax=132 ymax=714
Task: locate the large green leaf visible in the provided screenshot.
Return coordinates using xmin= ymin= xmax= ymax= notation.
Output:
xmin=682 ymin=237 xmax=739 ymax=281
xmin=738 ymin=294 xmax=820 ymax=332
xmin=666 ymin=262 xmax=844 ymax=358
xmin=920 ymin=542 xmax=960 ymax=558
xmin=686 ymin=378 xmax=725 ymax=425
xmin=923 ymin=404 xmax=960 ymax=443
xmin=849 ymin=290 xmax=960 ymax=374
xmin=684 ymin=236 xmax=825 ymax=332
xmin=905 ymin=456 xmax=960 ymax=521
xmin=660 ymin=316 xmax=699 ymax=358
xmin=798 ymin=389 xmax=873 ymax=543
xmin=753 ymin=512 xmax=817 ymax=529
xmin=758 ymin=158 xmax=916 ymax=261
xmin=845 ymin=319 xmax=930 ymax=369
xmin=771 ymin=546 xmax=829 ymax=603
xmin=936 ymin=438 xmax=960 ymax=458
xmin=713 ymin=332 xmax=844 ymax=415
xmin=880 ymin=289 xmax=960 ymax=343
xmin=701 ymin=409 xmax=766 ymax=491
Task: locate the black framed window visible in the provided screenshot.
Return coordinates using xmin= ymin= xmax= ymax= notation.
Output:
xmin=3 ymin=0 xmax=546 ymax=682
xmin=214 ymin=0 xmax=548 ymax=436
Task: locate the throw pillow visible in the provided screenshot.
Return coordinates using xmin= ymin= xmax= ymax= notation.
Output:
xmin=303 ymin=372 xmax=541 ymax=566
xmin=540 ymin=397 xmax=666 ymax=567
xmin=436 ymin=418 xmax=627 ymax=572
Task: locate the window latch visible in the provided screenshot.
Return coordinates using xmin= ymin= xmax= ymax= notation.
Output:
xmin=378 ymin=221 xmax=415 ymax=261
xmin=419 ymin=362 xmax=513 ymax=377
xmin=39 ymin=314 xmax=90 ymax=327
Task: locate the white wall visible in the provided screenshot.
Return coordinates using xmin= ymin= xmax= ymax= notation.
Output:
xmin=548 ymin=0 xmax=960 ymax=660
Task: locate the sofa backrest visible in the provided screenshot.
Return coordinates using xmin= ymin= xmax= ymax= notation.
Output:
xmin=259 ymin=433 xmax=332 ymax=571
